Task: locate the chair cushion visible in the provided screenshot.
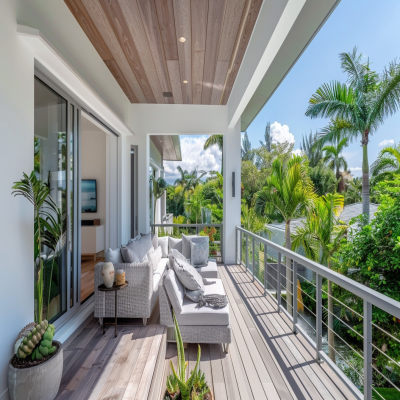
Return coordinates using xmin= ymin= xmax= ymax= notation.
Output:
xmin=176 ymin=279 xmax=229 ymax=326
xmin=154 ymin=257 xmax=168 ymax=276
xmin=190 ymin=238 xmax=209 ymax=267
xmin=158 ymin=236 xmax=169 ymax=258
xmin=164 ymin=269 xmax=185 ymax=313
xmin=147 ymin=246 xmax=162 ymax=271
xmin=172 ymin=257 xmax=204 ymax=292
xmin=195 ymin=259 xmax=219 ymax=279
xmin=120 ymin=246 xmax=140 ymax=263
xmin=105 ymin=248 xmax=123 ymax=264
xmin=126 ymin=233 xmax=153 ymax=261
xmin=168 ymin=237 xmax=182 ymax=253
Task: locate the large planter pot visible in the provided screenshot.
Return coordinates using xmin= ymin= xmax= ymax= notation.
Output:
xmin=8 ymin=341 xmax=63 ymax=400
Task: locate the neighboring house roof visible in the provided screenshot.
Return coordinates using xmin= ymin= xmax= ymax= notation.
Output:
xmin=267 ymin=203 xmax=380 ymax=232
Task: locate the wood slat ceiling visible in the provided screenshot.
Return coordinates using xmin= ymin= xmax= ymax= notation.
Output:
xmin=64 ymin=0 xmax=263 ymax=105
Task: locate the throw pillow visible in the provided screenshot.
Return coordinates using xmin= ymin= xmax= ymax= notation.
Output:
xmin=147 ymin=246 xmax=162 ymax=271
xmin=168 ymin=236 xmax=182 ymax=253
xmin=120 ymin=246 xmax=140 ymax=263
xmin=172 ymin=257 xmax=205 ymax=292
xmin=158 ymin=236 xmax=168 ymax=258
xmin=168 ymin=248 xmax=187 ymax=269
xmin=185 ymin=288 xmax=204 ymax=303
xmin=127 ymin=234 xmax=141 ymax=245
xmin=141 ymin=232 xmax=158 ymax=250
xmin=105 ymin=248 xmax=123 ymax=264
xmin=182 ymin=234 xmax=209 ymax=262
xmin=126 ymin=233 xmax=153 ymax=261
xmin=190 ymin=238 xmax=209 ymax=267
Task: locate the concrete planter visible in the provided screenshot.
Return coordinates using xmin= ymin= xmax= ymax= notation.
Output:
xmin=8 ymin=341 xmax=63 ymax=400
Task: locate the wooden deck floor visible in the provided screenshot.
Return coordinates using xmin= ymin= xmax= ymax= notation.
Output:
xmin=56 ymin=264 xmax=358 ymax=400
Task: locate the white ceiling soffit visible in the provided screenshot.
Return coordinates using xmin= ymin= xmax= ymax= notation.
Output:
xmin=227 ymin=0 xmax=340 ymax=131
xmin=17 ymin=24 xmax=134 ymax=137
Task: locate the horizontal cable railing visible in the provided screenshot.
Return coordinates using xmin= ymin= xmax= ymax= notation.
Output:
xmin=236 ymin=226 xmax=400 ymax=400
xmin=151 ymin=223 xmax=223 ymax=262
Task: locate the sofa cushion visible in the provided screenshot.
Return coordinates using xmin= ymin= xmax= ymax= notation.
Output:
xmin=164 ymin=269 xmax=185 ymax=313
xmin=190 ymin=238 xmax=209 ymax=267
xmin=154 ymin=257 xmax=168 ymax=276
xmin=127 ymin=234 xmax=141 ymax=244
xmin=195 ymin=259 xmax=219 ymax=279
xmin=168 ymin=236 xmax=182 ymax=253
xmin=147 ymin=246 xmax=162 ymax=271
xmin=168 ymin=249 xmax=187 ymax=270
xmin=158 ymin=236 xmax=169 ymax=258
xmin=172 ymin=257 xmax=204 ymax=292
xmin=126 ymin=233 xmax=153 ymax=261
xmin=176 ymin=279 xmax=229 ymax=326
xmin=141 ymin=232 xmax=158 ymax=250
xmin=120 ymin=246 xmax=140 ymax=263
xmin=105 ymin=248 xmax=123 ymax=264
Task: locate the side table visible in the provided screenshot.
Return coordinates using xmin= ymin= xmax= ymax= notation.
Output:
xmin=97 ymin=281 xmax=129 ymax=337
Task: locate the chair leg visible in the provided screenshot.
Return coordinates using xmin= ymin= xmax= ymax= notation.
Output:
xmin=224 ymin=343 xmax=230 ymax=353
xmin=142 ymin=318 xmax=147 ymax=326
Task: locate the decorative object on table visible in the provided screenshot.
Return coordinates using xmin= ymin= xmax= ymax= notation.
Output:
xmin=115 ymin=270 xmax=125 ymax=285
xmin=9 ymin=171 xmax=64 ymax=400
xmin=164 ymin=312 xmax=212 ymax=400
xmin=102 ymin=262 xmax=115 ymax=288
xmin=97 ymin=281 xmax=129 ymax=337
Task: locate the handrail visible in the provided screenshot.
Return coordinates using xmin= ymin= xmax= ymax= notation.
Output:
xmin=236 ymin=226 xmax=400 ymax=400
xmin=152 ymin=223 xmax=222 ymax=228
xmin=236 ymin=226 xmax=400 ymax=319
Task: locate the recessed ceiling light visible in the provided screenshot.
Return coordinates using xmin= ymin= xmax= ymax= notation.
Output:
xmin=179 ymin=37 xmax=186 ymax=43
xmin=183 ymin=80 xmax=188 ymax=84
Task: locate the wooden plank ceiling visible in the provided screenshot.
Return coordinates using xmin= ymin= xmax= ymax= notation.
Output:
xmin=64 ymin=0 xmax=263 ymax=105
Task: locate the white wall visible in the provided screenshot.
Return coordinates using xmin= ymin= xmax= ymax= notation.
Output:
xmin=0 ymin=1 xmax=34 ymax=399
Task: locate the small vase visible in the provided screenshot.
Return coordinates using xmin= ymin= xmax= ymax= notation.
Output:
xmin=102 ymin=262 xmax=115 ymax=288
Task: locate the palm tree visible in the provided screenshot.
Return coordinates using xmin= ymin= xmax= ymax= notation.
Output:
xmin=185 ymin=190 xmax=210 ymax=224
xmin=204 ymin=135 xmax=223 ymax=174
xmin=300 ymin=130 xmax=323 ymax=168
xmin=371 ymin=144 xmax=400 ymax=185
xmin=322 ymin=137 xmax=348 ymax=192
xmin=306 ymin=47 xmax=400 ymax=221
xmin=241 ymin=202 xmax=270 ymax=235
xmin=174 ymin=166 xmax=189 ymax=187
xmin=185 ymin=167 xmax=207 ymax=194
xmin=292 ymin=193 xmax=347 ymax=362
xmin=254 ymin=155 xmax=315 ymax=315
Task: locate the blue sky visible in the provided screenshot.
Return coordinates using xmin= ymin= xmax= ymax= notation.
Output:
xmin=164 ymin=1 xmax=400 ymax=183
xmin=246 ymin=0 xmax=400 ymax=177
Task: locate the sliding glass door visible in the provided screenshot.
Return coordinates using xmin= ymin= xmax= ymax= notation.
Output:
xmin=34 ymin=75 xmax=80 ymax=324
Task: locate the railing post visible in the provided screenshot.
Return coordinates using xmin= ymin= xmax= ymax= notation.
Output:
xmin=316 ymin=273 xmax=323 ymax=363
xmin=220 ymin=224 xmax=223 ymax=264
xmin=245 ymin=234 xmax=249 ymax=271
xmin=263 ymin=244 xmax=267 ymax=295
xmin=277 ymin=252 xmax=281 ymax=312
xmin=240 ymin=230 xmax=242 ymax=265
xmin=235 ymin=228 xmax=238 ymax=265
xmin=293 ymin=261 xmax=297 ymax=334
xmin=252 ymin=237 xmax=255 ymax=281
xmin=364 ymin=300 xmax=372 ymax=400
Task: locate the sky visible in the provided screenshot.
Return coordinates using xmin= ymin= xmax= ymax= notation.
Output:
xmin=164 ymin=0 xmax=400 ymax=183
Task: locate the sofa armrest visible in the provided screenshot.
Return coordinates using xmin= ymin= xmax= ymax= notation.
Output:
xmin=159 ymin=273 xmax=174 ymax=327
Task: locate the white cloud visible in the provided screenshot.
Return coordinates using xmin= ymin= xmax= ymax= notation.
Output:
xmin=349 ymin=167 xmax=362 ymax=171
xmin=270 ymin=121 xmax=295 ymax=144
xmin=379 ymin=139 xmax=394 ymax=147
xmin=164 ymin=136 xmax=221 ymax=184
xmin=292 ymin=148 xmax=303 ymax=156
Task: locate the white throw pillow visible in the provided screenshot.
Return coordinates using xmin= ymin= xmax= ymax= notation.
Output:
xmin=172 ymin=257 xmax=205 ymax=292
xmin=158 ymin=236 xmax=169 ymax=258
xmin=147 ymin=246 xmax=162 ymax=271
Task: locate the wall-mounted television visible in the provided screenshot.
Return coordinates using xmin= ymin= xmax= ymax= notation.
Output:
xmin=81 ymin=179 xmax=97 ymax=213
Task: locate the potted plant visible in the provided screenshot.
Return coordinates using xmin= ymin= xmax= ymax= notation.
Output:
xmin=164 ymin=313 xmax=212 ymax=400
xmin=8 ymin=172 xmax=64 ymax=400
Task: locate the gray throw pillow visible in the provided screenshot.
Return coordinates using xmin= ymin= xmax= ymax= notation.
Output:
xmin=185 ymin=288 xmax=204 ymax=303
xmin=190 ymin=238 xmax=209 ymax=267
xmin=127 ymin=234 xmax=141 ymax=245
xmin=105 ymin=248 xmax=123 ymax=264
xmin=168 ymin=236 xmax=182 ymax=253
xmin=182 ymin=234 xmax=209 ymax=262
xmin=141 ymin=232 xmax=158 ymax=250
xmin=147 ymin=246 xmax=162 ymax=271
xmin=158 ymin=236 xmax=168 ymax=258
xmin=168 ymin=248 xmax=188 ymax=270
xmin=126 ymin=233 xmax=153 ymax=261
xmin=120 ymin=246 xmax=140 ymax=263
xmin=172 ymin=257 xmax=205 ymax=292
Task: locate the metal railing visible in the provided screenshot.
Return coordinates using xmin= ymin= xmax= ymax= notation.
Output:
xmin=236 ymin=226 xmax=400 ymax=400
xmin=151 ymin=223 xmax=223 ymax=262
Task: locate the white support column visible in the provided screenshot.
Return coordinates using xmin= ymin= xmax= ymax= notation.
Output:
xmin=223 ymin=119 xmax=241 ymax=264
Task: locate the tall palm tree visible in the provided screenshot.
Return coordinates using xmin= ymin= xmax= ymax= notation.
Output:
xmin=371 ymin=144 xmax=400 ymax=185
xmin=322 ymin=137 xmax=348 ymax=192
xmin=255 ymin=155 xmax=315 ymax=315
xmin=300 ymin=130 xmax=323 ymax=168
xmin=185 ymin=167 xmax=207 ymax=194
xmin=306 ymin=47 xmax=400 ymax=221
xmin=174 ymin=166 xmax=189 ymax=187
xmin=204 ymin=135 xmax=223 ymax=174
xmin=185 ymin=190 xmax=210 ymax=224
xmin=292 ymin=193 xmax=347 ymax=362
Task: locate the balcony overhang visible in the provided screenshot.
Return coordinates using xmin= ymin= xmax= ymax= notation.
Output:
xmin=151 ymin=135 xmax=182 ymax=162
